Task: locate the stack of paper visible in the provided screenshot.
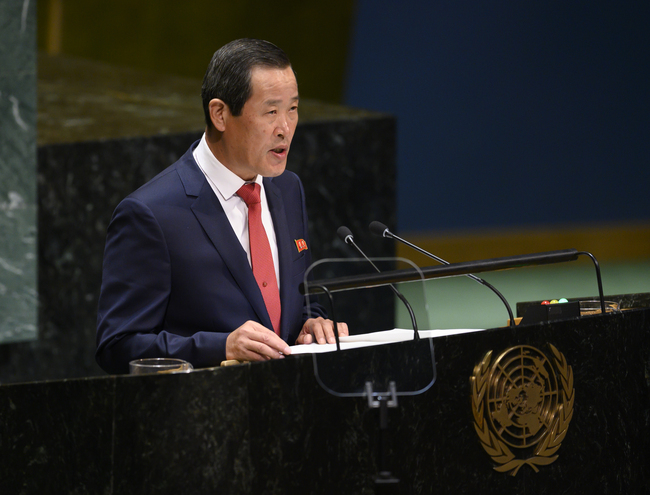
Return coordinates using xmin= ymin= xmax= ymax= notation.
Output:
xmin=289 ymin=328 xmax=485 ymax=355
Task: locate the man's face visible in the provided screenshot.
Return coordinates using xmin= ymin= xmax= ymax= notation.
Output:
xmin=222 ymin=66 xmax=299 ymax=181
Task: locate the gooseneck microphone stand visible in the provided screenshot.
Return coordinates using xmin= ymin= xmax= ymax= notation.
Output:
xmin=369 ymin=221 xmax=516 ymax=327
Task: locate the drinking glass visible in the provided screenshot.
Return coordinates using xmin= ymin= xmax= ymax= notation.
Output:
xmin=129 ymin=358 xmax=193 ymax=375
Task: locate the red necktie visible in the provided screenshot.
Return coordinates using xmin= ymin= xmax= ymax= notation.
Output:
xmin=237 ymin=183 xmax=282 ymax=335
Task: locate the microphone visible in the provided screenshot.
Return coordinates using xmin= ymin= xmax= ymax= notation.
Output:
xmin=337 ymin=226 xmax=420 ymax=340
xmin=369 ymin=221 xmax=515 ymax=327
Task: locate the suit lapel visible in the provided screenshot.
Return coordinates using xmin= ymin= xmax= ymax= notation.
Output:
xmin=264 ymin=177 xmax=294 ymax=341
xmin=179 ymin=157 xmax=272 ymax=329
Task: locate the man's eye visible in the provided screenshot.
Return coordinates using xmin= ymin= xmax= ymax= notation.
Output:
xmin=268 ymin=110 xmax=277 ymax=115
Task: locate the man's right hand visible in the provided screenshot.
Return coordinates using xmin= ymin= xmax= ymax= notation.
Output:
xmin=225 ymin=321 xmax=292 ymax=362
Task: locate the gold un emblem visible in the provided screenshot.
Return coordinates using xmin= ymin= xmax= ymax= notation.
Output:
xmin=470 ymin=344 xmax=574 ymax=476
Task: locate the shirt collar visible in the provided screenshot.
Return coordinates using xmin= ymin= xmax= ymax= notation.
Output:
xmin=194 ymin=133 xmax=263 ymax=201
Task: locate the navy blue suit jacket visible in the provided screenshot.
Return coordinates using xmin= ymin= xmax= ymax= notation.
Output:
xmin=96 ymin=142 xmax=324 ymax=374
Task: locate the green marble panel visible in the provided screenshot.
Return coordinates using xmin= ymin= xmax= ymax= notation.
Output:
xmin=0 ymin=0 xmax=37 ymax=343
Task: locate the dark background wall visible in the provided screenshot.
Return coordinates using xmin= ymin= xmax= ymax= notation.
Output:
xmin=346 ymin=1 xmax=650 ymax=235
xmin=37 ymin=0 xmax=355 ymax=104
xmin=37 ymin=1 xmax=650 ymax=248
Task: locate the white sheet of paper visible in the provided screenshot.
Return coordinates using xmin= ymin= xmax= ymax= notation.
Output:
xmin=288 ymin=328 xmax=486 ymax=355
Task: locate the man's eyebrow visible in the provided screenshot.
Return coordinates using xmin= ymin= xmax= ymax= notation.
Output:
xmin=264 ymin=95 xmax=300 ymax=106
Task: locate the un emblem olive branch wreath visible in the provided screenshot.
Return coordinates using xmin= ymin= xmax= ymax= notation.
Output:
xmin=470 ymin=344 xmax=574 ymax=476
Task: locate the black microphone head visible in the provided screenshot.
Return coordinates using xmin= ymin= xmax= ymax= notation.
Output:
xmin=337 ymin=226 xmax=354 ymax=243
xmin=369 ymin=221 xmax=390 ymax=238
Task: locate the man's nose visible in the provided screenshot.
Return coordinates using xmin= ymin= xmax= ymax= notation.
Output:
xmin=275 ymin=117 xmax=291 ymax=138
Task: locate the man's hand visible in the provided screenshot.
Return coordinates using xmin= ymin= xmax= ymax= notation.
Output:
xmin=225 ymin=321 xmax=291 ymax=362
xmin=295 ymin=317 xmax=349 ymax=345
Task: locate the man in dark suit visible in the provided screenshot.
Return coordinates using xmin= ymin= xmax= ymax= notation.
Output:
xmin=96 ymin=39 xmax=347 ymax=374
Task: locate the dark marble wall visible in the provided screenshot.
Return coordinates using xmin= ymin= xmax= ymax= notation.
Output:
xmin=0 ymin=0 xmax=37 ymax=344
xmin=1 ymin=309 xmax=648 ymax=493
xmin=0 ymin=113 xmax=396 ymax=384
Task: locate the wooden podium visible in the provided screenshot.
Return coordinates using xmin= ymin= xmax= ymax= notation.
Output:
xmin=2 ymin=299 xmax=649 ymax=494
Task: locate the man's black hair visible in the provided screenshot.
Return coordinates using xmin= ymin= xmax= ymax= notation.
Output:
xmin=201 ymin=38 xmax=292 ymax=126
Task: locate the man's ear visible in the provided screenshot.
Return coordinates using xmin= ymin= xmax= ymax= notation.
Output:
xmin=208 ymin=99 xmax=228 ymax=132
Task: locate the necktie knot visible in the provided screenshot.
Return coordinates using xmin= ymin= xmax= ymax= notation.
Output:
xmin=237 ymin=183 xmax=261 ymax=206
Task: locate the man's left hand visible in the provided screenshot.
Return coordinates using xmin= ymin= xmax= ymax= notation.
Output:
xmin=295 ymin=317 xmax=349 ymax=345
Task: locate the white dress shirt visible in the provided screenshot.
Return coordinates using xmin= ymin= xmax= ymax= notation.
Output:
xmin=193 ymin=134 xmax=280 ymax=287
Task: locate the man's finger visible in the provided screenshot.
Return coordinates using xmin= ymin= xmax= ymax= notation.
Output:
xmin=295 ymin=331 xmax=313 ymax=345
xmin=245 ymin=323 xmax=291 ymax=354
xmin=309 ymin=319 xmax=328 ymax=344
xmin=226 ymin=321 xmax=291 ymax=361
xmin=322 ymin=319 xmax=338 ymax=344
xmin=319 ymin=319 xmax=349 ymax=344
